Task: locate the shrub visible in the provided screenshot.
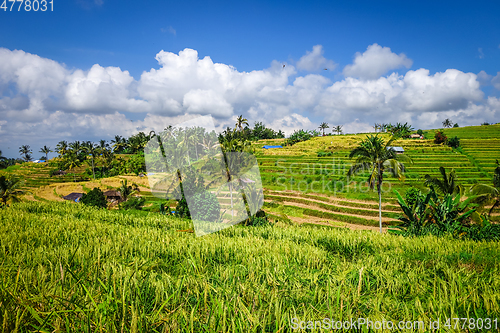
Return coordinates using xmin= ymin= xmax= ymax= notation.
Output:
xmin=453 ymin=123 xmax=459 ymax=128
xmin=405 ymin=187 xmax=422 ymax=207
xmin=494 ymin=160 xmax=500 ymax=188
xmin=284 ymin=129 xmax=313 ymax=146
xmin=447 ymin=136 xmax=460 ymax=148
xmin=120 ymin=196 xmax=145 ymax=210
xmin=245 ymin=210 xmax=270 ymax=226
xmin=481 ymin=122 xmax=490 ymax=126
xmin=189 ymin=191 xmax=221 ymax=222
xmin=81 ymin=187 xmax=107 ymax=209
xmin=434 ymin=131 xmax=447 ymax=144
xmin=417 ymin=129 xmax=423 ymax=135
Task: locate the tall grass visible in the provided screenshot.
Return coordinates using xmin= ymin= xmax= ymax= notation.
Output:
xmin=1 ymin=201 xmax=499 ymax=332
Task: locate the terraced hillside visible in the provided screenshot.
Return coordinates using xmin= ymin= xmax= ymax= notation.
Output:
xmin=254 ymin=124 xmax=500 ymax=225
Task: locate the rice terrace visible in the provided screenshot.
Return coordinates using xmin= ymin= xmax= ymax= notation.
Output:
xmin=1 ymin=120 xmax=500 ymax=332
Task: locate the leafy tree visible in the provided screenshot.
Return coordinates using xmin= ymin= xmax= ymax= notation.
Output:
xmin=347 ymin=135 xmax=412 ymax=233
xmin=119 ymin=196 xmax=145 ymax=210
xmin=424 ymin=167 xmax=463 ymax=197
xmin=81 ymin=187 xmax=107 ymax=209
xmin=318 ymin=122 xmax=329 ymax=136
xmin=111 ymin=135 xmax=128 ymax=153
xmin=19 ymin=145 xmax=32 ymax=162
xmin=82 ymin=142 xmax=99 ymax=180
xmin=442 ymin=119 xmax=453 ymax=128
xmin=434 ymin=131 xmax=447 ymax=144
xmin=447 ymin=136 xmax=460 ymax=148
xmin=39 ymin=146 xmax=52 ymax=161
xmin=189 ymin=191 xmax=221 ymax=222
xmin=0 ymin=175 xmax=25 ymax=206
xmin=284 ymin=129 xmax=313 ymax=146
xmin=417 ymin=129 xmax=424 ymax=136
xmin=453 ymin=123 xmax=459 ymax=128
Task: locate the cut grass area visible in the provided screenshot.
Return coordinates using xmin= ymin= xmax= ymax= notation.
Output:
xmin=1 ymin=201 xmax=499 ymax=332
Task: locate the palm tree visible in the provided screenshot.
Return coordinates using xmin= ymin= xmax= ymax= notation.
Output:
xmin=111 ymin=135 xmax=127 ymax=153
xmin=469 ymin=184 xmax=499 ymax=217
xmin=347 ymin=135 xmax=412 ymax=233
xmin=83 ymin=142 xmax=99 ymax=180
xmin=118 ymin=179 xmax=139 ymax=202
xmin=424 ymin=167 xmax=463 ymax=197
xmin=235 ymin=115 xmax=249 ymax=132
xmin=333 ymin=125 xmax=343 ymax=135
xmin=0 ymin=150 xmax=6 ymax=161
xmin=318 ymin=122 xmax=329 ymax=136
xmin=442 ymin=119 xmax=453 ymax=128
xmin=56 ymin=141 xmax=69 ymax=156
xmin=39 ymin=146 xmax=52 ymax=161
xmin=65 ymin=152 xmax=81 ymax=182
xmin=0 ymin=175 xmax=25 ymax=206
xmin=19 ymin=145 xmax=32 ymax=162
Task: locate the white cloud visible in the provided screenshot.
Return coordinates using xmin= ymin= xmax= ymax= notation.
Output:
xmin=477 ymin=70 xmax=492 ymax=86
xmin=492 ymin=72 xmax=500 ymax=90
xmin=296 ymin=45 xmax=336 ymax=71
xmin=343 ymin=43 xmax=413 ymax=80
xmin=478 ymin=47 xmax=485 ymax=59
xmin=0 ymin=46 xmax=498 ymax=157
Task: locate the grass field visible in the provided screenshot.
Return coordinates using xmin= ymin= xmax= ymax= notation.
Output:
xmin=1 ymin=201 xmax=499 ymax=332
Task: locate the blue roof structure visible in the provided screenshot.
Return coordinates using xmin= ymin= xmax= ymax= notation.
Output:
xmin=262 ymin=145 xmax=283 ymax=149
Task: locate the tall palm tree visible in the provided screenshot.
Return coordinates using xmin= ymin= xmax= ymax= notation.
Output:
xmin=65 ymin=152 xmax=81 ymax=182
xmin=235 ymin=115 xmax=249 ymax=132
xmin=111 ymin=135 xmax=126 ymax=153
xmin=333 ymin=125 xmax=343 ymax=135
xmin=318 ymin=122 xmax=329 ymax=136
xmin=442 ymin=119 xmax=453 ymax=128
xmin=0 ymin=175 xmax=25 ymax=206
xmin=0 ymin=150 xmax=6 ymax=161
xmin=56 ymin=141 xmax=69 ymax=156
xmin=19 ymin=145 xmax=32 ymax=162
xmin=348 ymin=135 xmax=412 ymax=233
xmin=424 ymin=167 xmax=463 ymax=197
xmin=83 ymin=142 xmax=99 ymax=180
xmin=39 ymin=146 xmax=52 ymax=161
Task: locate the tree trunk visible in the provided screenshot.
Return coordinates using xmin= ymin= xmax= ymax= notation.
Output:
xmin=92 ymin=157 xmax=95 ymax=180
xmin=378 ymin=163 xmax=382 ymax=234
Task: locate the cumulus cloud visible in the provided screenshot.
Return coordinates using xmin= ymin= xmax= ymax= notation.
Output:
xmin=477 ymin=70 xmax=492 ymax=86
xmin=343 ymin=43 xmax=413 ymax=80
xmin=0 ymin=46 xmax=497 ymax=157
xmin=492 ymin=72 xmax=500 ymax=90
xmin=296 ymin=45 xmax=336 ymax=71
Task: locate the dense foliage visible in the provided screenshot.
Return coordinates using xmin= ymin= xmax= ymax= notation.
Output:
xmin=81 ymin=187 xmax=107 ymax=209
xmin=447 ymin=136 xmax=460 ymax=148
xmin=284 ymin=129 xmax=314 ymax=146
xmin=434 ymin=130 xmax=447 ymax=144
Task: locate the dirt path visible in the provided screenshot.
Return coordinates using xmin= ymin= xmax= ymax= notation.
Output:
xmin=266 ymin=190 xmax=398 ymax=207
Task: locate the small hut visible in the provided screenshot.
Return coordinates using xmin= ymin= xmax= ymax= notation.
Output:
xmin=103 ymin=190 xmax=122 ymax=202
xmin=62 ymin=193 xmax=83 ymax=202
xmin=387 ymin=146 xmax=405 ymax=154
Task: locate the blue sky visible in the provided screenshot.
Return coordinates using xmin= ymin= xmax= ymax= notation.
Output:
xmin=1 ymin=0 xmax=499 ymax=158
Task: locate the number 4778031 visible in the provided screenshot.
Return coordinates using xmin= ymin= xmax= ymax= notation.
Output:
xmin=1 ymin=0 xmax=53 ymax=11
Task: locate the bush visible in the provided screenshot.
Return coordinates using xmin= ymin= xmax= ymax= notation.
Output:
xmin=453 ymin=123 xmax=459 ymax=128
xmin=81 ymin=187 xmax=107 ymax=209
xmin=447 ymin=136 xmax=460 ymax=148
xmin=119 ymin=196 xmax=145 ymax=210
xmin=189 ymin=191 xmax=221 ymax=222
xmin=417 ymin=129 xmax=424 ymax=135
xmin=317 ymin=151 xmax=333 ymax=157
xmin=434 ymin=131 xmax=447 ymax=144
xmin=245 ymin=210 xmax=271 ymax=226
xmin=494 ymin=160 xmax=500 ymax=188
xmin=284 ymin=129 xmax=313 ymax=146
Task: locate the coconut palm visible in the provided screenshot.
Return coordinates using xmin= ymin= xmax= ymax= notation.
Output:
xmin=424 ymin=167 xmax=463 ymax=197
xmin=235 ymin=115 xmax=249 ymax=132
xmin=83 ymin=142 xmax=99 ymax=180
xmin=19 ymin=145 xmax=32 ymax=162
xmin=442 ymin=119 xmax=453 ymax=128
xmin=118 ymin=179 xmax=140 ymax=202
xmin=56 ymin=141 xmax=69 ymax=156
xmin=318 ymin=122 xmax=329 ymax=136
xmin=469 ymin=184 xmax=499 ymax=217
xmin=65 ymin=152 xmax=81 ymax=182
xmin=333 ymin=125 xmax=343 ymax=135
xmin=111 ymin=135 xmax=127 ymax=153
xmin=347 ymin=135 xmax=412 ymax=233
xmin=0 ymin=150 xmax=6 ymax=161
xmin=39 ymin=145 xmax=52 ymax=161
xmin=0 ymin=175 xmax=25 ymax=206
